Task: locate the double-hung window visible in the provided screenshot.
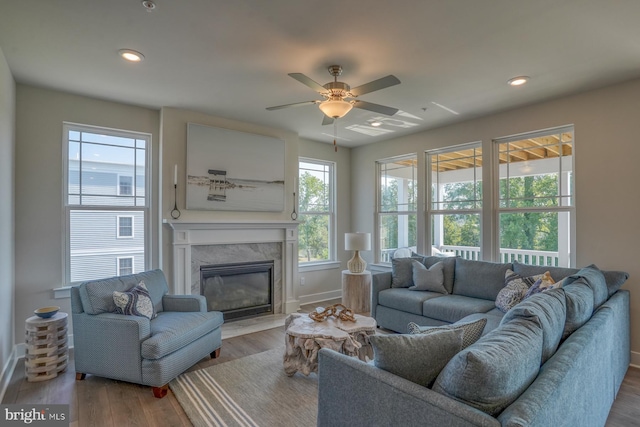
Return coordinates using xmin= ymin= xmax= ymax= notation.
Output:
xmin=495 ymin=126 xmax=574 ymax=267
xmin=64 ymin=123 xmax=150 ymax=284
xmin=426 ymin=143 xmax=483 ymax=260
xmin=298 ymin=158 xmax=335 ymax=265
xmin=376 ymin=155 xmax=417 ymax=263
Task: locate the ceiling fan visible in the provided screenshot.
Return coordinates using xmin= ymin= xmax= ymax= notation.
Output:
xmin=266 ymin=65 xmax=401 ymax=125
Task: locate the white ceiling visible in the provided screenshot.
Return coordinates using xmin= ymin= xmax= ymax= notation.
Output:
xmin=1 ymin=0 xmax=640 ymax=147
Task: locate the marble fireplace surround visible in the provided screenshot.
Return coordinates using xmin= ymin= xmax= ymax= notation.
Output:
xmin=168 ymin=220 xmax=300 ymax=314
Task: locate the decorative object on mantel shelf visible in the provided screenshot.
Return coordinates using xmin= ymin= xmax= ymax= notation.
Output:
xmin=345 ymin=232 xmax=371 ymax=273
xmin=309 ymin=303 xmax=356 ymax=322
xmin=171 ymin=164 xmax=181 ymax=219
xmin=291 ymin=177 xmax=298 ymax=220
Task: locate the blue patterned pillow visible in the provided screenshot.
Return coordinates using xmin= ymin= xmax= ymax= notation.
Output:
xmin=113 ymin=281 xmax=156 ymax=320
xmin=495 ymin=269 xmax=544 ymax=313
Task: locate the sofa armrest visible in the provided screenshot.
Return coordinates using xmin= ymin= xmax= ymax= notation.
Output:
xmin=318 ymin=349 xmax=500 ymax=427
xmin=72 ymin=312 xmax=151 ymax=382
xmin=162 ymin=294 xmax=207 ymax=312
xmin=371 ymin=271 xmax=392 ymax=319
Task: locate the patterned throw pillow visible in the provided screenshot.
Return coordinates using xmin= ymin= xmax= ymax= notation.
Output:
xmin=407 ymin=318 xmax=487 ymax=349
xmin=410 ymin=260 xmax=447 ymax=293
xmin=113 ymin=281 xmax=156 ymax=320
xmin=523 ymin=271 xmax=556 ymax=299
xmin=495 ymin=270 xmax=544 ymax=313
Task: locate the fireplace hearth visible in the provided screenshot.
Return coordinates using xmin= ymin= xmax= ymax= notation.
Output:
xmin=200 ymin=261 xmax=274 ymax=321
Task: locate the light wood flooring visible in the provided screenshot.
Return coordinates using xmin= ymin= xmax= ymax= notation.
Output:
xmin=3 ymin=306 xmax=640 ymax=426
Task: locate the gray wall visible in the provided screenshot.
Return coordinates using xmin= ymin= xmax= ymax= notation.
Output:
xmin=0 ymin=47 xmax=15 ymax=391
xmin=14 ymin=85 xmax=160 ymax=341
xmin=352 ymin=78 xmax=640 ymax=363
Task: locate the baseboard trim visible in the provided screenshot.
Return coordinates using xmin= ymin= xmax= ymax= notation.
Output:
xmin=0 ymin=346 xmax=19 ymax=403
xmin=630 ymin=350 xmax=640 ymax=368
xmin=299 ymin=289 xmax=342 ymax=306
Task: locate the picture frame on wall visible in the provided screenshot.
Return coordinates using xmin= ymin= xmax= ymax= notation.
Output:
xmin=186 ymin=123 xmax=285 ymax=212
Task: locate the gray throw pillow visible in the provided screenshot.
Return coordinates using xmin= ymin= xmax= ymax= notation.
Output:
xmin=433 ymin=317 xmax=544 ymax=416
xmin=391 ymin=257 xmax=424 ymax=288
xmin=410 ymin=260 xmax=447 ymax=293
xmin=407 ymin=318 xmax=487 ymax=349
xmin=370 ymin=329 xmax=464 ymax=388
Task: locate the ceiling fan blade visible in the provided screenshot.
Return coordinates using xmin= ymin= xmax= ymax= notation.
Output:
xmin=353 ymin=100 xmax=399 ymax=116
xmin=350 ymin=75 xmax=401 ymax=97
xmin=288 ymin=73 xmax=327 ymax=93
xmin=266 ymin=100 xmax=320 ymax=111
xmin=322 ymin=115 xmax=334 ymax=126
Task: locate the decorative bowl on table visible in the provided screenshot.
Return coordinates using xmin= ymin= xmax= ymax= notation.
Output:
xmin=34 ymin=306 xmax=60 ymax=318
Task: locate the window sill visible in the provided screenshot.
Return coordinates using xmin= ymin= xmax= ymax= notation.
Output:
xmin=299 ymin=261 xmax=342 ymax=273
xmin=369 ymin=263 xmax=392 ymax=273
xmin=54 ymin=286 xmax=72 ymax=299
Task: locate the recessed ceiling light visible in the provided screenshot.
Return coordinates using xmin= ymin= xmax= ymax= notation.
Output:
xmin=507 ymin=76 xmax=530 ymax=86
xmin=371 ymin=121 xmax=382 ymax=127
xmin=142 ymin=0 xmax=156 ymax=11
xmin=118 ymin=49 xmax=145 ymax=63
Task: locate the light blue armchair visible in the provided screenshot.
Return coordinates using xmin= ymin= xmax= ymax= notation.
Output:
xmin=70 ymin=269 xmax=223 ymax=398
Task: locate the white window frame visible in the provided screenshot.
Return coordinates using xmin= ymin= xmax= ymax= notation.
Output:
xmin=117 ymin=215 xmax=134 ymax=239
xmin=118 ymin=175 xmax=133 ymax=196
xmin=298 ymin=157 xmax=337 ymax=270
xmin=426 ymin=142 xmax=483 ymax=260
xmin=375 ymin=154 xmax=418 ymax=264
xmin=117 ymin=256 xmax=134 ymax=276
xmin=493 ymin=125 xmax=575 ymax=267
xmin=63 ymin=122 xmax=151 ymax=285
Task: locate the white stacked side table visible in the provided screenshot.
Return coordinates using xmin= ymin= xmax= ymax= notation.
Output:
xmin=25 ymin=312 xmax=69 ymax=382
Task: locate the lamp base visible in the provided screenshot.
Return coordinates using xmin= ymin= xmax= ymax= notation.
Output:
xmin=347 ymin=250 xmax=367 ymax=273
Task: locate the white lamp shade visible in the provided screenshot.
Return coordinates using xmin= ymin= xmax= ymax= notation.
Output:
xmin=345 ymin=232 xmax=371 ymax=251
xmin=319 ymin=99 xmax=353 ymax=119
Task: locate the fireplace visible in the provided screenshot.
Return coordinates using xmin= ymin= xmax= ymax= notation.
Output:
xmin=200 ymin=261 xmax=274 ymax=321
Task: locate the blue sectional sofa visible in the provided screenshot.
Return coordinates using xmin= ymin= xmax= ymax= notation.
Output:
xmin=70 ymin=269 xmax=223 ymax=397
xmin=317 ymin=258 xmax=630 ymax=426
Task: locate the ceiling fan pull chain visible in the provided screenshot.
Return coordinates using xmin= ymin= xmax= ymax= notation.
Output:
xmin=334 ymin=120 xmax=338 ymax=152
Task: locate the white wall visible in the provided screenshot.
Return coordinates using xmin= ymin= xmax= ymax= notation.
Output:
xmin=352 ymin=78 xmax=640 ymax=361
xmin=0 ymin=47 xmax=16 ymax=397
xmin=297 ymin=138 xmax=351 ymax=305
xmin=14 ymin=85 xmax=160 ymax=341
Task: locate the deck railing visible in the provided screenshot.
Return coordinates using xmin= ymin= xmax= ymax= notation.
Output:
xmin=381 ymin=246 xmax=560 ymax=267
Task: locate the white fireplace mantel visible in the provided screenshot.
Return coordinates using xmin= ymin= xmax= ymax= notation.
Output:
xmin=167 ymin=220 xmax=300 ymax=314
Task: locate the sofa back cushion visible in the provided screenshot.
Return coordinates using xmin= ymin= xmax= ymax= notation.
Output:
xmin=512 ymin=261 xmax=579 ymax=283
xmin=453 ymin=258 xmax=512 ymax=300
xmin=424 ymin=256 xmax=456 ymax=294
xmin=501 ymin=288 xmax=566 ymax=364
xmin=561 ymin=265 xmax=608 ymax=309
xmin=79 ymin=269 xmax=168 ymax=315
xmin=562 ymin=282 xmax=594 ymax=339
xmin=433 ymin=315 xmax=544 ymax=416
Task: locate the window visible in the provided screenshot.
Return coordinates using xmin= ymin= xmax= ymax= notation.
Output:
xmin=117 ymin=216 xmax=133 ymax=238
xmin=118 ymin=175 xmax=133 ymax=195
xmin=117 ymin=257 xmax=134 ymax=276
xmin=64 ymin=123 xmax=149 ymax=284
xmin=427 ymin=143 xmax=483 ymax=260
xmin=376 ymin=155 xmax=417 ymax=263
xmin=495 ymin=126 xmax=574 ymax=267
xmin=298 ymin=158 xmax=335 ymax=264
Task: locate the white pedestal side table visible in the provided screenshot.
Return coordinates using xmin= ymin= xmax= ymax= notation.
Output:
xmin=341 ymin=270 xmax=372 ymax=314
xmin=25 ymin=312 xmax=69 ymax=382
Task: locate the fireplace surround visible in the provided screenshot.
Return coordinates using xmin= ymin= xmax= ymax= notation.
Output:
xmin=168 ymin=220 xmax=299 ymax=315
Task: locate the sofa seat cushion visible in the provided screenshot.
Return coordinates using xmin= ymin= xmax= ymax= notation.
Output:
xmin=378 ymin=288 xmax=444 ymax=315
xmin=433 ymin=316 xmax=544 ymax=416
xmin=457 ymin=309 xmax=504 ymax=336
xmin=422 ymin=295 xmax=496 ymax=323
xmin=453 ymin=258 xmax=513 ymax=300
xmin=142 ymin=311 xmax=224 ymax=360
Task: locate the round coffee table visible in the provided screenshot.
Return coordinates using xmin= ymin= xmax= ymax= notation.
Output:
xmin=283 ymin=312 xmax=376 ymax=376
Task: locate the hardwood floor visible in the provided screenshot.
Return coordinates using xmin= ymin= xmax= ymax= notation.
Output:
xmin=3 ymin=307 xmax=640 ymax=426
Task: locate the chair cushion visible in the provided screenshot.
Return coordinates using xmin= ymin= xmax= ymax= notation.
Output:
xmin=410 ymin=260 xmax=447 ymax=293
xmin=501 ymin=288 xmax=566 ymax=364
xmin=433 ymin=316 xmax=544 ymax=416
xmin=113 ymin=282 xmax=156 ymax=320
xmin=422 ymin=295 xmax=496 ymax=323
xmin=141 ymin=311 xmax=224 ymax=360
xmin=453 ymin=258 xmax=512 ymax=300
xmin=378 ymin=288 xmax=444 ymax=315
xmin=370 ymin=329 xmax=464 ymax=388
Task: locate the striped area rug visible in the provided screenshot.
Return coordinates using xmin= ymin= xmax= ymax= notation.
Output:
xmin=169 ymin=348 xmax=318 ymax=427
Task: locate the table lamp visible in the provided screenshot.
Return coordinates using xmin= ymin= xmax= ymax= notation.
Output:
xmin=345 ymin=232 xmax=371 ymax=273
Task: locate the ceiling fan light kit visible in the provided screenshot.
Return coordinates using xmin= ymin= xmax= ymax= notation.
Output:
xmin=318 ymin=99 xmax=353 ymax=119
